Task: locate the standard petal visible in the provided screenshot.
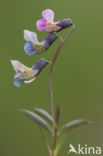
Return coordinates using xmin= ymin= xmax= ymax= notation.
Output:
xmin=24 ymin=42 xmax=37 ymax=55
xmin=11 ymin=60 xmax=29 ymax=72
xmin=42 ymin=9 xmax=54 ymax=22
xmin=24 ymin=30 xmax=39 ymax=44
xmin=36 ymin=19 xmax=47 ymax=31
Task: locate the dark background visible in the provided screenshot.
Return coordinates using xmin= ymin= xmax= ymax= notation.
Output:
xmin=1 ymin=0 xmax=103 ymax=155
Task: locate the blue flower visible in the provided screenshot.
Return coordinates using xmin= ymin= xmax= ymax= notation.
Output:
xmin=11 ymin=58 xmax=49 ymax=87
xmin=24 ymin=30 xmax=58 ymax=55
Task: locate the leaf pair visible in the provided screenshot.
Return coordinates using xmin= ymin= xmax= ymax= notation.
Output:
xmin=21 ymin=108 xmax=91 ymax=135
xmin=21 ymin=108 xmax=55 ymax=134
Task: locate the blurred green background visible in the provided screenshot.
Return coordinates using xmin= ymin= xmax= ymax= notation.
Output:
xmin=1 ymin=0 xmax=103 ymax=155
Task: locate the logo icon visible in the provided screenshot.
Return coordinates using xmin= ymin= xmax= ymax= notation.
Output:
xmin=68 ymin=144 xmax=78 ymax=154
xmin=68 ymin=144 xmax=102 ymax=155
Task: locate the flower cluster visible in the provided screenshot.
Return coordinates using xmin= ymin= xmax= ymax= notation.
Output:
xmin=11 ymin=9 xmax=73 ymax=87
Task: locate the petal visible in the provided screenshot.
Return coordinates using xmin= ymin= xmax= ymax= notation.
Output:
xmin=36 ymin=19 xmax=47 ymax=31
xmin=11 ymin=60 xmax=29 ymax=72
xmin=24 ymin=30 xmax=39 ymax=44
xmin=23 ymin=70 xmax=38 ymax=81
xmin=14 ymin=78 xmax=24 ymax=87
xmin=42 ymin=9 xmax=54 ymax=22
xmin=14 ymin=71 xmax=24 ymax=87
xmin=24 ymin=77 xmax=36 ymax=84
xmin=45 ymin=23 xmax=60 ymax=33
xmin=24 ymin=42 xmax=37 ymax=55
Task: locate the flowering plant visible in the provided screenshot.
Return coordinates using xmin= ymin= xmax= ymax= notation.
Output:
xmin=11 ymin=9 xmax=91 ymax=156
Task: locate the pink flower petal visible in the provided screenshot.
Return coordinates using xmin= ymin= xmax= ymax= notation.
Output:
xmin=42 ymin=9 xmax=54 ymax=23
xmin=36 ymin=19 xmax=47 ymax=31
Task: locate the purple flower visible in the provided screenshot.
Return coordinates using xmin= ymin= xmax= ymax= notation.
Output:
xmin=24 ymin=30 xmax=58 ymax=55
xmin=11 ymin=58 xmax=49 ymax=87
xmin=36 ymin=9 xmax=73 ymax=33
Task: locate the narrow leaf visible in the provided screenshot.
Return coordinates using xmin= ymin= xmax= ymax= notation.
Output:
xmin=60 ymin=119 xmax=91 ymax=133
xmin=34 ymin=108 xmax=55 ymax=125
xmin=21 ymin=110 xmax=53 ymax=134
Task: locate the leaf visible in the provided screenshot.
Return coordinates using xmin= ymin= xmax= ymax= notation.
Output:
xmin=60 ymin=119 xmax=91 ymax=133
xmin=34 ymin=108 xmax=55 ymax=125
xmin=21 ymin=110 xmax=53 ymax=134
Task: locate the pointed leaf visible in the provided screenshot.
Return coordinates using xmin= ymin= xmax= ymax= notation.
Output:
xmin=21 ymin=110 xmax=53 ymax=134
xmin=34 ymin=108 xmax=55 ymax=125
xmin=60 ymin=119 xmax=91 ymax=133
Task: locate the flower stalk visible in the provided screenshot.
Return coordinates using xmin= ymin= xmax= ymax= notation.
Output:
xmin=49 ymin=25 xmax=75 ymax=118
xmin=49 ymin=25 xmax=75 ymax=155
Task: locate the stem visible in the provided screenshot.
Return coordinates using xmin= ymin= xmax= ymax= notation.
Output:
xmin=39 ymin=128 xmax=50 ymax=153
xmin=52 ymin=125 xmax=58 ymax=154
xmin=49 ymin=25 xmax=75 ymax=119
xmin=49 ymin=26 xmax=75 ymax=156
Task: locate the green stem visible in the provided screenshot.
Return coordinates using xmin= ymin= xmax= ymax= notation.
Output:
xmin=52 ymin=125 xmax=58 ymax=151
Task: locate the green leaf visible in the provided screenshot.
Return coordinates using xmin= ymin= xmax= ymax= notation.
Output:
xmin=34 ymin=108 xmax=55 ymax=125
xmin=60 ymin=119 xmax=91 ymax=133
xmin=21 ymin=110 xmax=53 ymax=134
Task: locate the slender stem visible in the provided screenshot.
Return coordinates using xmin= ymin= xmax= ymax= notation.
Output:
xmin=49 ymin=26 xmax=75 ymax=119
xmin=49 ymin=26 xmax=75 ymax=156
xmin=52 ymin=125 xmax=58 ymax=153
